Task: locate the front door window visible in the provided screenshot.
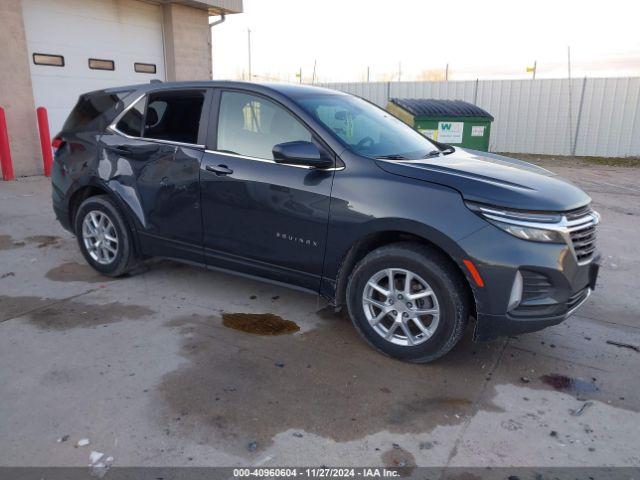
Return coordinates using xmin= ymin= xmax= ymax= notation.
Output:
xmin=217 ymin=91 xmax=312 ymax=159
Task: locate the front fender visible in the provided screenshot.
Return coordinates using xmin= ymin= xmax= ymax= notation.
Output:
xmin=321 ymin=153 xmax=488 ymax=306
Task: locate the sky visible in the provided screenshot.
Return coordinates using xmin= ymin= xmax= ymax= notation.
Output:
xmin=211 ymin=0 xmax=640 ymax=83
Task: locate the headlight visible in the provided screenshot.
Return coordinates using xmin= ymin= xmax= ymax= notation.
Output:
xmin=466 ymin=202 xmax=565 ymax=243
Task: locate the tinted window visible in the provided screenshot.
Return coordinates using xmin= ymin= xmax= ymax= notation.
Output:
xmin=217 ymin=91 xmax=312 ymax=160
xmin=63 ymin=91 xmax=131 ymax=132
xmin=115 ymin=97 xmax=145 ymax=137
xmin=298 ymin=94 xmax=439 ymax=160
xmin=143 ymin=90 xmax=205 ymax=144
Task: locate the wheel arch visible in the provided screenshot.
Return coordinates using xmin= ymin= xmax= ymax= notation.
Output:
xmin=332 ymin=228 xmax=477 ymax=320
xmin=68 ymin=181 xmax=144 ymax=257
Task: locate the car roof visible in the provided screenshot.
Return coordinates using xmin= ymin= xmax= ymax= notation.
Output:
xmin=96 ymin=80 xmax=345 ymax=99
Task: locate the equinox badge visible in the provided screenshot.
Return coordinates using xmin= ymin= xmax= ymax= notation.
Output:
xmin=276 ymin=232 xmax=319 ymax=247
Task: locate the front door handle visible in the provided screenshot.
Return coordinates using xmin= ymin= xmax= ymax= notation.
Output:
xmin=206 ymin=164 xmax=233 ymax=176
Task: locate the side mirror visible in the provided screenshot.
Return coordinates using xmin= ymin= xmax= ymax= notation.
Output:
xmin=272 ymin=141 xmax=333 ymax=169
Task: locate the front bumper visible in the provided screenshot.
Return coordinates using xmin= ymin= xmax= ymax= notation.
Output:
xmin=475 ymin=285 xmax=594 ymax=341
xmin=458 ymin=225 xmax=600 ymax=342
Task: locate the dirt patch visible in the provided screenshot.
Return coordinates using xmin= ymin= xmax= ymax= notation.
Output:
xmin=0 ymin=294 xmax=154 ymax=329
xmin=222 ymin=313 xmax=299 ymax=335
xmin=0 ymin=235 xmax=24 ymax=250
xmin=503 ymin=153 xmax=640 ymax=168
xmin=0 ymin=234 xmax=63 ymax=250
xmin=24 ymin=235 xmax=62 ymax=248
xmin=46 ymin=262 xmax=110 ymax=283
xmin=315 ymin=305 xmax=350 ymax=321
xmin=0 ymin=295 xmax=52 ymax=322
xmin=156 ymin=313 xmax=503 ymax=454
xmin=381 ymin=445 xmax=416 ymax=475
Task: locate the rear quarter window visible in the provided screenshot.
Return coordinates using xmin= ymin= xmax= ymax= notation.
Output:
xmin=62 ymin=91 xmax=132 ymax=133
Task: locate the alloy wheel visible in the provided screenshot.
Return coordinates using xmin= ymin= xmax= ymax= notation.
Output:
xmin=82 ymin=210 xmax=119 ymax=265
xmin=362 ymin=268 xmax=440 ymax=346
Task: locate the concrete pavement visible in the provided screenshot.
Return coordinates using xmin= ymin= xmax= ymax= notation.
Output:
xmin=0 ymin=160 xmax=639 ymax=468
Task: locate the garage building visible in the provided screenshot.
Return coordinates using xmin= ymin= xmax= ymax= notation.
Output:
xmin=0 ymin=0 xmax=242 ymax=176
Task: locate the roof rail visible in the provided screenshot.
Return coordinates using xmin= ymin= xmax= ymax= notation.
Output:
xmin=150 ymin=79 xmax=163 ymax=84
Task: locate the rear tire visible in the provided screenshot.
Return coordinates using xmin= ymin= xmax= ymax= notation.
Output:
xmin=74 ymin=195 xmax=138 ymax=277
xmin=346 ymin=242 xmax=469 ymax=363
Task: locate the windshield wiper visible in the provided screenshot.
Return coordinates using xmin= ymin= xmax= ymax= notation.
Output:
xmin=440 ymin=145 xmax=455 ymax=155
xmin=423 ymin=150 xmax=441 ymax=158
xmin=376 ymin=154 xmax=408 ymax=160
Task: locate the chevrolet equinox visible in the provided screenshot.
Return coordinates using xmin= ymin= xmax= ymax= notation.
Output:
xmin=51 ymin=81 xmax=600 ymax=362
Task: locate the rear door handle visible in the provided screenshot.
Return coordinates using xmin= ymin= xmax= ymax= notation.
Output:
xmin=206 ymin=164 xmax=233 ymax=176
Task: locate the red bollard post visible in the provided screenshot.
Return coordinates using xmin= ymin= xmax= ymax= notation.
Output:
xmin=36 ymin=107 xmax=53 ymax=177
xmin=0 ymin=107 xmax=15 ymax=181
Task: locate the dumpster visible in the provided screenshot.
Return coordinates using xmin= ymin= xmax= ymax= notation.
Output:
xmin=386 ymin=98 xmax=494 ymax=151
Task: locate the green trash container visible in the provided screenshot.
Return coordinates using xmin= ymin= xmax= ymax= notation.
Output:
xmin=386 ymin=98 xmax=494 ymax=152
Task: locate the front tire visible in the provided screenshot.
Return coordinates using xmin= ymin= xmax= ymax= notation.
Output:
xmin=346 ymin=242 xmax=469 ymax=363
xmin=74 ymin=195 xmax=138 ymax=277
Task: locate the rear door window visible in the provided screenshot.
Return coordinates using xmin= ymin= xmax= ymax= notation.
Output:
xmin=142 ymin=90 xmax=205 ymax=145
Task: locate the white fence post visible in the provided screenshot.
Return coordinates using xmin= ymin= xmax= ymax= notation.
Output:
xmin=573 ymin=77 xmax=588 ymax=156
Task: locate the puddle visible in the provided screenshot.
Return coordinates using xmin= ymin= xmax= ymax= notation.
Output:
xmin=46 ymin=262 xmax=111 ymax=283
xmin=25 ymin=235 xmax=62 ymax=248
xmin=0 ymin=294 xmax=154 ymax=329
xmin=540 ymin=374 xmax=600 ymax=395
xmin=222 ymin=313 xmax=299 ymax=335
xmin=156 ymin=313 xmax=502 ymax=454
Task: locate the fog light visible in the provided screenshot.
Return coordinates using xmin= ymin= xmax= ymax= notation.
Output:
xmin=508 ymin=271 xmax=523 ymax=311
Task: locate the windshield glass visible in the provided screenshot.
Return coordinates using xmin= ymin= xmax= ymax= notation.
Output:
xmin=297 ymin=93 xmax=440 ymax=159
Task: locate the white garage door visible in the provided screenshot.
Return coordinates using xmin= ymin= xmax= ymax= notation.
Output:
xmin=22 ymin=0 xmax=166 ymax=136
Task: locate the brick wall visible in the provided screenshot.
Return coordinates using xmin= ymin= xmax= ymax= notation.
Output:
xmin=163 ymin=3 xmax=212 ymax=82
xmin=0 ymin=0 xmax=41 ymax=176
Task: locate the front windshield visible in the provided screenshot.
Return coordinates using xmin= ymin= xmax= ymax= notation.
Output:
xmin=297 ymin=93 xmax=440 ymax=159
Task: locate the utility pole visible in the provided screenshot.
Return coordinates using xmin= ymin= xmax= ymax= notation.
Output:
xmin=567 ymin=46 xmax=574 ymax=154
xmin=445 ymin=63 xmax=449 ymax=81
xmin=299 ymin=67 xmax=302 ymax=84
xmin=247 ymin=28 xmax=252 ymax=81
xmin=398 ymin=62 xmax=401 ymax=82
xmin=532 ymin=60 xmax=537 ymax=79
xmin=312 ymin=59 xmax=317 ymax=84
xmin=367 ymin=66 xmax=370 ymax=82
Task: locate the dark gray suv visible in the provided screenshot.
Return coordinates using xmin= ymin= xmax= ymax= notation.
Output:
xmin=51 ymin=81 xmax=600 ymax=362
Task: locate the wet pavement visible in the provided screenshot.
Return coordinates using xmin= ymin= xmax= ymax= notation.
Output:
xmin=0 ymin=158 xmax=639 ymax=467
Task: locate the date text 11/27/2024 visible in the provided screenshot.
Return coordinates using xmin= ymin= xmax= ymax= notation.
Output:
xmin=233 ymin=468 xmax=402 ymax=478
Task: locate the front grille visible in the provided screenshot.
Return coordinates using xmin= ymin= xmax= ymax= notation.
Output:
xmin=565 ymin=207 xmax=598 ymax=264
xmin=565 ymin=205 xmax=592 ymax=221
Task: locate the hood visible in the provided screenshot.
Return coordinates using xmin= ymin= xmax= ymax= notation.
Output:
xmin=375 ymin=148 xmax=591 ymax=212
